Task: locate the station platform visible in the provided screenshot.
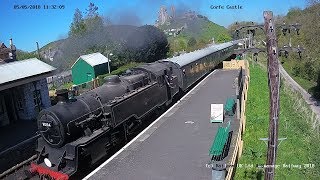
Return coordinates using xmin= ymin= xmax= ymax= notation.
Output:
xmin=84 ymin=69 xmax=241 ymax=180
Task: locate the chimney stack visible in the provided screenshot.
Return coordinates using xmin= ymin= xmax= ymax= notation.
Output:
xmin=36 ymin=42 xmax=41 ymax=60
xmin=9 ymin=38 xmax=16 ymax=61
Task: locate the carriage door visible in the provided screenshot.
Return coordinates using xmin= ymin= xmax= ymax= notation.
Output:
xmin=164 ymin=69 xmax=172 ymax=100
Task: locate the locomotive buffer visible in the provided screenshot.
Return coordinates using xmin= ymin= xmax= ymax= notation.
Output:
xmin=84 ymin=69 xmax=241 ymax=180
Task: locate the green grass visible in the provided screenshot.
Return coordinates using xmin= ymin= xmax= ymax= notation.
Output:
xmin=163 ymin=17 xmax=231 ymax=55
xmin=62 ymin=82 xmax=74 ymax=89
xmin=234 ymin=61 xmax=320 ymax=180
xmin=200 ymin=21 xmax=232 ymax=43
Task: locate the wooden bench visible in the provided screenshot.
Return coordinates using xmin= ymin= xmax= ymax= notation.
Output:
xmin=209 ymin=121 xmax=231 ymax=159
xmin=224 ymin=98 xmax=235 ymax=116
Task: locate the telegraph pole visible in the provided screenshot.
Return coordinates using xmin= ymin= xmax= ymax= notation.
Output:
xmin=233 ymin=11 xmax=302 ymax=180
xmin=263 ymin=11 xmax=280 ymax=180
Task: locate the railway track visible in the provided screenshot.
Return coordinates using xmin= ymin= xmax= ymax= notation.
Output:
xmin=0 ymin=135 xmax=39 ymax=180
xmin=0 ymin=107 xmax=168 ymax=180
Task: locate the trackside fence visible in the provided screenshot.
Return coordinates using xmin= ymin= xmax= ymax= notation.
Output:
xmin=222 ymin=60 xmax=250 ymax=179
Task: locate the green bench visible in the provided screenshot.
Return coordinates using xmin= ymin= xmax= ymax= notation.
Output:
xmin=224 ymin=98 xmax=235 ymax=116
xmin=209 ymin=121 xmax=231 ymax=159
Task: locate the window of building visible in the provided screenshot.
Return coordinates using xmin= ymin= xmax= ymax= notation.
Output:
xmin=33 ymin=90 xmax=42 ymax=109
xmin=15 ymin=88 xmax=24 ymax=111
xmin=16 ymin=99 xmax=24 ymax=110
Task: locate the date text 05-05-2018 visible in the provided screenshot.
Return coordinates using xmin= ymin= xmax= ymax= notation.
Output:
xmin=13 ymin=5 xmax=65 ymax=10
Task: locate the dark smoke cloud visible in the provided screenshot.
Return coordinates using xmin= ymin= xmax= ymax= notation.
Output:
xmin=117 ymin=13 xmax=142 ymax=26
xmin=102 ymin=0 xmax=206 ymax=26
xmin=48 ymin=1 xmax=209 ymax=71
xmin=105 ymin=9 xmax=142 ymax=26
xmin=173 ymin=0 xmax=205 ymax=16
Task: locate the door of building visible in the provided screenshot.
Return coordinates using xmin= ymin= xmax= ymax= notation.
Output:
xmin=0 ymin=94 xmax=9 ymax=126
xmin=3 ymin=90 xmax=18 ymax=123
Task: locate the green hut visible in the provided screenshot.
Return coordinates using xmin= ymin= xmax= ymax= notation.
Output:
xmin=71 ymin=52 xmax=110 ymax=85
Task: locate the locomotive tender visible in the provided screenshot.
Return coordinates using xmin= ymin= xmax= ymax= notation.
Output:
xmin=29 ymin=40 xmax=241 ymax=179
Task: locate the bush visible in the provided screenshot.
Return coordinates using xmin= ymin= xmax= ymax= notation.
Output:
xmin=187 ymin=37 xmax=197 ymax=47
xmin=303 ymin=60 xmax=317 ymax=81
xmin=292 ymin=64 xmax=302 ymax=77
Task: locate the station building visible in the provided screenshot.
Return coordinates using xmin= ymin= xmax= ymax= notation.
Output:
xmin=0 ymin=41 xmax=56 ymax=127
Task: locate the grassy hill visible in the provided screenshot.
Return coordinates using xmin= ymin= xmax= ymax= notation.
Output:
xmin=158 ymin=14 xmax=231 ymax=55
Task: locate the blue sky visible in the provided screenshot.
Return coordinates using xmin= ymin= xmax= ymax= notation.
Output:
xmin=0 ymin=0 xmax=306 ymax=52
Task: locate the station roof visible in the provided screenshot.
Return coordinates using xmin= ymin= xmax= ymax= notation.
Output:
xmin=71 ymin=52 xmax=110 ymax=68
xmin=0 ymin=58 xmax=56 ymax=91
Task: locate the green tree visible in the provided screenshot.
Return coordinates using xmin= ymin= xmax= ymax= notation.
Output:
xmin=16 ymin=51 xmax=37 ymax=60
xmin=217 ymin=33 xmax=232 ymax=43
xmin=85 ymin=16 xmax=104 ymax=33
xmin=292 ymin=63 xmax=302 ymax=77
xmin=304 ymin=60 xmax=317 ymax=81
xmin=187 ymin=37 xmax=197 ymax=47
xmin=69 ymin=8 xmax=86 ymax=37
xmin=83 ymin=3 xmax=103 ymax=33
xmin=85 ymin=2 xmax=99 ymax=18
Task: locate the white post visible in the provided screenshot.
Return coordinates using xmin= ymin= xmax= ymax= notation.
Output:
xmin=107 ymin=53 xmax=113 ymax=74
xmin=107 ymin=53 xmax=110 ymax=74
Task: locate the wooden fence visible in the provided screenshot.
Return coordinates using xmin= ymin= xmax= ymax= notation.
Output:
xmin=223 ymin=60 xmax=250 ymax=180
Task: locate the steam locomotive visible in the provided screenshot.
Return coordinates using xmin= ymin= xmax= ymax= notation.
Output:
xmin=29 ymin=41 xmax=241 ymax=179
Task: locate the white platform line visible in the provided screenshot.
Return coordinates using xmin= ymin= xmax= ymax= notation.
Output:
xmin=83 ymin=70 xmax=218 ymax=180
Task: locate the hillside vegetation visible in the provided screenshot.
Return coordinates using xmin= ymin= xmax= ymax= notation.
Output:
xmin=229 ymin=2 xmax=320 ymax=99
xmin=158 ymin=14 xmax=231 ymax=55
xmin=276 ymin=3 xmax=320 ymax=98
xmin=235 ymin=60 xmax=320 ymax=179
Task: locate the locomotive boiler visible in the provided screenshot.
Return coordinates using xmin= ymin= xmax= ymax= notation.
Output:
xmin=38 ymin=73 xmax=149 ymax=148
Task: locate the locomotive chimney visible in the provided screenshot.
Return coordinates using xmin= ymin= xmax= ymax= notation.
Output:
xmin=55 ymin=89 xmax=69 ymax=103
xmin=9 ymin=38 xmax=13 ymax=46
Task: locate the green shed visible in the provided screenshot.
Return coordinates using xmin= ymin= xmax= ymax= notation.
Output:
xmin=71 ymin=52 xmax=110 ymax=85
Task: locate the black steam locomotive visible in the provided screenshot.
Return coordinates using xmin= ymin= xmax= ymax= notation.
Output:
xmin=29 ymin=41 xmax=240 ymax=179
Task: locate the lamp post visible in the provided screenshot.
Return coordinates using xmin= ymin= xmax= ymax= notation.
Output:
xmin=107 ymin=53 xmax=113 ymax=74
